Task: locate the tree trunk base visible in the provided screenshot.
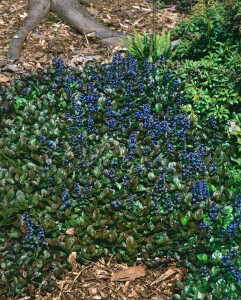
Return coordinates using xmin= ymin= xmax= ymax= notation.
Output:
xmin=8 ymin=0 xmax=125 ymax=62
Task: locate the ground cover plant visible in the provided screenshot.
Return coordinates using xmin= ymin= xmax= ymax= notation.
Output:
xmin=1 ymin=0 xmax=241 ymax=299
xmin=0 ymin=53 xmax=241 ymax=299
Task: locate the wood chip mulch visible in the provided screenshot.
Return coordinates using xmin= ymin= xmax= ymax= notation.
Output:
xmin=0 ymin=0 xmax=187 ymax=82
xmin=40 ymin=256 xmax=188 ymax=300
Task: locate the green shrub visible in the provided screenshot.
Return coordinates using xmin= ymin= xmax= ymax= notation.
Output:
xmin=172 ymin=0 xmax=229 ymax=59
xmin=171 ymin=0 xmax=241 ymax=154
xmin=172 ymin=0 xmax=241 ymax=58
xmin=222 ymin=0 xmax=241 ymax=40
xmin=176 ymin=47 xmax=241 ymax=124
xmin=169 ymin=4 xmax=241 ymax=296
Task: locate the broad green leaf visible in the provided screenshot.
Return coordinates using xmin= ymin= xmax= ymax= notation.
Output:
xmin=223 ymin=214 xmax=234 ymax=229
xmin=180 ymin=211 xmax=191 ymax=226
xmin=223 ymin=206 xmax=233 ymax=214
xmin=212 ymin=250 xmax=222 ymax=263
xmin=4 ymin=208 xmax=14 ymax=218
xmin=136 ymin=184 xmax=147 ymax=192
xmin=7 ymin=190 xmax=15 ymax=201
xmin=173 ymin=177 xmax=181 ymax=189
xmin=102 ymin=177 xmax=111 ymax=185
xmin=210 ymin=266 xmax=221 ymax=276
xmin=64 ymin=237 xmax=76 ymax=251
xmin=115 ymin=182 xmax=122 ymax=190
xmin=197 ymin=253 xmax=208 ymax=263
xmin=126 ymin=236 xmax=136 ymax=249
xmin=148 ymin=172 xmax=155 ymax=181
xmin=154 ymin=103 xmax=162 ymax=113
xmin=155 ymin=233 xmax=169 ymax=245
xmin=93 ymin=167 xmax=101 ymax=178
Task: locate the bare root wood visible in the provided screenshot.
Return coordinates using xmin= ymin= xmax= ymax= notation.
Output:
xmin=77 ymin=0 xmax=91 ymax=6
xmin=7 ymin=0 xmax=125 ymax=62
xmin=51 ymin=0 xmax=124 ymax=45
xmin=8 ymin=0 xmax=50 ymax=61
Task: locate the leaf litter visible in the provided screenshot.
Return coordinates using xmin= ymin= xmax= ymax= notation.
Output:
xmin=0 ymin=0 xmax=186 ymax=82
xmin=40 ymin=257 xmax=187 ymax=300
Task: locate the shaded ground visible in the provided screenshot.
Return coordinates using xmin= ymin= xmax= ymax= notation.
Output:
xmin=0 ymin=0 xmax=186 ymax=82
xmin=41 ymin=257 xmax=187 ymax=300
xmin=1 ymin=1 xmax=188 ymax=299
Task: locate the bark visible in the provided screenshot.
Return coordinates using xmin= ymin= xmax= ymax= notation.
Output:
xmin=8 ymin=0 xmax=50 ymax=61
xmin=77 ymin=0 xmax=91 ymax=6
xmin=51 ymin=0 xmax=125 ymax=44
xmin=7 ymin=0 xmax=125 ymax=62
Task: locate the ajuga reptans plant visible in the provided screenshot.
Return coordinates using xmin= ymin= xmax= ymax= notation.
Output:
xmin=0 ymin=53 xmax=241 ymax=299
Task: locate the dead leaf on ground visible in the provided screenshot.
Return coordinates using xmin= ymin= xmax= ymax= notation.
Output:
xmin=22 ymin=62 xmax=33 ymax=71
xmin=65 ymin=55 xmax=100 ymax=69
xmin=65 ymin=228 xmax=75 ymax=235
xmin=94 ymin=268 xmax=110 ymax=279
xmin=88 ymin=286 xmax=98 ymax=296
xmin=3 ymin=64 xmax=25 ymax=73
xmin=0 ymin=60 xmax=8 ymax=67
xmin=0 ymin=73 xmax=10 ymax=83
xmin=150 ymin=268 xmax=178 ymax=286
xmin=88 ymin=7 xmax=100 ymax=17
xmin=67 ymin=252 xmax=78 ymax=272
xmin=111 ymin=265 xmax=145 ymax=282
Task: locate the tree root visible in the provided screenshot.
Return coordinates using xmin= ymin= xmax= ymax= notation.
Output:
xmin=51 ymin=0 xmax=125 ymax=44
xmin=8 ymin=0 xmax=50 ymax=61
xmin=8 ymin=0 xmax=125 ymax=62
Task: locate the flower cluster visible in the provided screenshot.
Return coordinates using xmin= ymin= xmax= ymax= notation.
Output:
xmin=39 ymin=136 xmax=58 ymax=151
xmin=52 ymin=59 xmax=65 ymax=87
xmin=22 ymin=213 xmax=35 ymax=248
xmin=222 ymin=252 xmax=241 ymax=283
xmin=209 ymin=115 xmax=217 ymax=129
xmin=209 ymin=202 xmax=218 ymax=221
xmin=61 ymin=190 xmax=71 ymax=208
xmin=219 ymin=221 xmax=239 ymax=238
xmin=44 ymin=55 xmax=221 ymax=220
xmin=199 ymin=221 xmax=208 ymax=230
xmin=22 ymin=213 xmax=46 ymax=249
xmin=200 ymin=266 xmax=209 ymax=278
xmin=198 ymin=196 xmax=241 ymax=241
xmin=192 ymin=180 xmax=210 ymax=204
xmin=74 ymin=182 xmax=81 ymax=197
xmin=181 ymin=149 xmax=207 ymax=178
xmin=234 ymin=194 xmax=241 ymax=209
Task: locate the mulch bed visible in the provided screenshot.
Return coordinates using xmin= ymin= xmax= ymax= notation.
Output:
xmin=0 ymin=0 xmax=186 ymax=82
xmin=41 ymin=257 xmax=187 ymax=300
